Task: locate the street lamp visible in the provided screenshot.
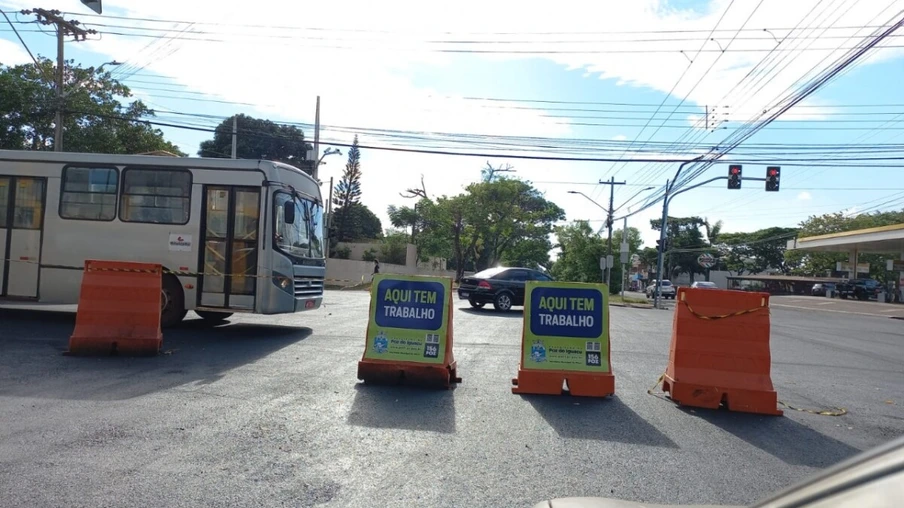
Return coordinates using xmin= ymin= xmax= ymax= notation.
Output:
xmin=318 ymin=147 xmax=342 ymax=168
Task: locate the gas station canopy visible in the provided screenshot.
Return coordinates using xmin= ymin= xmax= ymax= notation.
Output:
xmin=787 ymin=223 xmax=904 ymax=254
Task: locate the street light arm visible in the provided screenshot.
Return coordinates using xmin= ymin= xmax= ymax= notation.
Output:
xmin=567 ymin=190 xmax=610 ymax=213
xmin=614 ymin=186 xmax=655 ymax=213
xmin=668 ymin=154 xmax=708 ymax=193
xmin=665 ymin=176 xmax=727 ymax=207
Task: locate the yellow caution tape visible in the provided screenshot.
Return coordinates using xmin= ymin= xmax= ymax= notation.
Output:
xmin=681 ymin=298 xmax=768 ymax=321
xmin=778 ymin=401 xmax=848 ymax=417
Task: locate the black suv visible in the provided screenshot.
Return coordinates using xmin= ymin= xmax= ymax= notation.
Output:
xmin=457 ymin=267 xmax=554 ymax=311
xmin=836 ymin=278 xmax=881 ymax=300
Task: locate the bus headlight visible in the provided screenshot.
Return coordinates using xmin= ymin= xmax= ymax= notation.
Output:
xmin=272 ymin=272 xmax=293 ymax=294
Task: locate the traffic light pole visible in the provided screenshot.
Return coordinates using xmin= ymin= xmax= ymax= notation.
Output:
xmin=654 ymin=174 xmax=728 ymax=309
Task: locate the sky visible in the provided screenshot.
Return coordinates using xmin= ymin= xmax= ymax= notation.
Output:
xmin=3 ymin=0 xmax=904 ymax=251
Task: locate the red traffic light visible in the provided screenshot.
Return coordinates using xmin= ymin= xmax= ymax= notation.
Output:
xmin=729 ymin=165 xmax=741 ymax=175
xmin=768 ymin=168 xmax=778 ymax=176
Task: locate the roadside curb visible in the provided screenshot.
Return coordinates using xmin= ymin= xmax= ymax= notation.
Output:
xmin=610 ymin=302 xmax=654 ymax=309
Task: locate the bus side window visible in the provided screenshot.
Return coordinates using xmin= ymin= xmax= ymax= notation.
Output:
xmin=120 ymin=168 xmax=192 ymax=225
xmin=59 ymin=166 xmax=119 ymax=221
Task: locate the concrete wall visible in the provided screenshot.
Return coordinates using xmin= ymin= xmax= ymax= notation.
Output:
xmin=325 ymin=258 xmax=457 ymax=286
xmin=334 ymin=241 xmax=425 ymax=268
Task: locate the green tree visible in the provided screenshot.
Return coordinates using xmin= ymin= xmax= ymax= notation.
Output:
xmin=387 ymin=202 xmax=423 ymax=243
xmin=380 ymin=230 xmax=410 ymax=265
xmin=327 ymin=202 xmax=382 ymax=246
xmin=550 ymin=221 xmax=605 ymax=283
xmin=611 ymin=226 xmax=643 ymax=255
xmin=198 ymin=114 xmax=311 ymax=171
xmin=1 ymin=58 xmax=183 ymax=154
xmin=650 ymin=216 xmax=708 ymax=280
xmin=332 ymin=135 xmax=364 ymax=243
xmin=417 ymin=175 xmax=564 ymax=280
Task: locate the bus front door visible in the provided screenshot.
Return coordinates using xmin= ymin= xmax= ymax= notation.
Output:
xmin=0 ymin=176 xmax=45 ymax=299
xmin=199 ymin=186 xmax=260 ymax=310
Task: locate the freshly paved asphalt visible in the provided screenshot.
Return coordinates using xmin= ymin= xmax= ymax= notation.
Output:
xmin=1 ymin=291 xmax=902 ymax=507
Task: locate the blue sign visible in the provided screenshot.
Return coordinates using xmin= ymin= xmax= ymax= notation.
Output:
xmin=528 ymin=286 xmax=604 ymax=339
xmin=374 ymin=279 xmax=445 ymax=331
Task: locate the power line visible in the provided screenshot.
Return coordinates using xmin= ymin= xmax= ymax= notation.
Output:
xmin=38 ymin=11 xmax=890 ymax=35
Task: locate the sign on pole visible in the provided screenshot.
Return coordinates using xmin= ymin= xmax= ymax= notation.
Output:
xmin=599 ymin=256 xmax=607 ymax=270
xmin=620 ymin=251 xmax=629 ymax=264
xmin=80 ymin=0 xmax=102 ymax=14
xmin=697 ymin=253 xmax=715 ymax=269
xmin=886 ymin=259 xmax=904 ymax=271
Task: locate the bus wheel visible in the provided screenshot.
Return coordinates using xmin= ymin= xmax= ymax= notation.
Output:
xmin=160 ymin=275 xmax=187 ymax=328
xmin=195 ymin=310 xmax=233 ymax=322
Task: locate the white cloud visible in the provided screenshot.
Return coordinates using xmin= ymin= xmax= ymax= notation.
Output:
xmin=797 ymin=191 xmax=812 ymax=201
xmin=0 ymin=38 xmax=30 ymax=65
xmin=612 ymin=134 xmax=628 ymax=141
xmin=8 ymin=0 xmax=900 ymax=236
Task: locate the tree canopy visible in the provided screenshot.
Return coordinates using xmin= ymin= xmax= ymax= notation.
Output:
xmin=198 ymin=113 xmax=312 ymax=172
xmin=1 ymin=58 xmax=183 ymax=154
xmin=416 ymin=177 xmax=565 ymax=279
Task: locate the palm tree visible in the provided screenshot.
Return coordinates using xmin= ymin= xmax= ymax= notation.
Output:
xmin=703 ymin=218 xmax=723 ymax=245
xmin=387 ymin=204 xmax=421 ymax=242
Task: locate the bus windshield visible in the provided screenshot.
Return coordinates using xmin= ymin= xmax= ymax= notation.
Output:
xmin=274 ymin=191 xmax=325 ymax=259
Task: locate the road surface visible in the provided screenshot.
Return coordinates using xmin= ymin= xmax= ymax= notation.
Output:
xmin=1 ymin=291 xmax=901 ymax=507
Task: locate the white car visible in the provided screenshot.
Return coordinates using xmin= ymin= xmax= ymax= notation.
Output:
xmin=691 ymin=281 xmax=718 ymax=289
xmin=646 ymin=280 xmax=675 ymax=299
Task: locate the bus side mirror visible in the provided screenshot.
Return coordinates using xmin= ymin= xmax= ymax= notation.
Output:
xmin=283 ymin=202 xmax=295 ymax=224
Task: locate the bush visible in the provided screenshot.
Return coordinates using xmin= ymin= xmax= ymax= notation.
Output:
xmin=362 ymin=248 xmax=378 ymax=262
xmin=380 ymin=233 xmax=408 ymax=265
xmin=332 ymin=245 xmax=351 ymax=259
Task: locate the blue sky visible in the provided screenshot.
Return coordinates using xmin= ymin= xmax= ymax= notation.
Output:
xmin=3 ymin=0 xmax=904 ymax=249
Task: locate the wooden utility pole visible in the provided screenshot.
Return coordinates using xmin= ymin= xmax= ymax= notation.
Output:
xmin=599 ymin=176 xmax=626 ymax=286
xmin=22 ymin=9 xmax=95 ymax=152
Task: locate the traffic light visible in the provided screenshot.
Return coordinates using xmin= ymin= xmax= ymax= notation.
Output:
xmin=766 ymin=166 xmax=781 ymax=192
xmin=728 ymin=165 xmax=742 ymax=189
xmin=656 ymin=238 xmax=670 ymax=253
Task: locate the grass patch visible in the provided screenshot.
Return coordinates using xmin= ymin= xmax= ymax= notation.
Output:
xmin=610 ymin=295 xmax=651 ymax=305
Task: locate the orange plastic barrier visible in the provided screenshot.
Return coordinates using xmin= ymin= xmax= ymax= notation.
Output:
xmin=661 ymin=287 xmax=782 ymax=416
xmin=357 ymin=274 xmax=461 ymax=389
xmin=67 ymin=260 xmax=163 ymax=356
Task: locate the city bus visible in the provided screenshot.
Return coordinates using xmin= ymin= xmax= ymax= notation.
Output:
xmin=0 ymin=150 xmax=326 ymax=327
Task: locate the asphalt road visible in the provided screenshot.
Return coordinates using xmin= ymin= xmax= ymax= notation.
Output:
xmin=1 ymin=291 xmax=902 ymax=508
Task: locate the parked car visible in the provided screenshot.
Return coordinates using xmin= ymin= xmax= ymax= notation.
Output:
xmin=836 ymin=278 xmax=882 ymax=300
xmin=645 ymin=279 xmax=676 ymax=299
xmin=690 ymin=281 xmax=717 ymax=289
xmin=811 ymin=282 xmax=836 ymax=297
xmin=457 ymin=267 xmax=554 ymax=311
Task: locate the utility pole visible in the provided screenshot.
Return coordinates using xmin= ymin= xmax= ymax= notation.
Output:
xmin=654 ymin=179 xmax=670 ymax=310
xmin=231 ymin=116 xmax=237 ymax=159
xmin=620 ymin=216 xmax=628 ymax=299
xmin=23 ymin=9 xmax=95 ymax=152
xmin=599 ymin=176 xmax=626 ymax=287
xmin=326 ymin=176 xmax=334 ymax=258
xmin=313 ymin=96 xmax=321 ymax=181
